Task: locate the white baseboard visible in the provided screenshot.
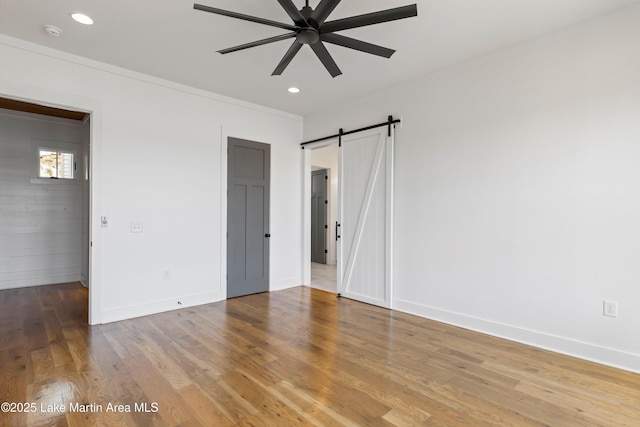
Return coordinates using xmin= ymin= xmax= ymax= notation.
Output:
xmin=0 ymin=275 xmax=81 ymax=290
xmin=101 ymin=277 xmax=299 ymax=324
xmin=101 ymin=291 xmax=224 ymax=324
xmin=394 ymin=298 xmax=640 ymax=375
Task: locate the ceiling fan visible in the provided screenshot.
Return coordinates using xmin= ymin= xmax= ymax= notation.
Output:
xmin=193 ymin=0 xmax=418 ymax=77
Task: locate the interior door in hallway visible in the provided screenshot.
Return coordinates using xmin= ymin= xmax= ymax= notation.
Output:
xmin=338 ymin=127 xmax=393 ymax=308
xmin=227 ymin=137 xmax=270 ymax=298
xmin=311 ymin=169 xmax=328 ymax=264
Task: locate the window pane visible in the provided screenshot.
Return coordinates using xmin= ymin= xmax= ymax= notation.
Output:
xmin=39 ymin=150 xmax=57 ymax=178
xmin=39 ymin=150 xmax=74 ymax=179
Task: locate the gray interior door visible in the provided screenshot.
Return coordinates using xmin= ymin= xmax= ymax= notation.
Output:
xmin=311 ymin=169 xmax=328 ymax=264
xmin=227 ymin=137 xmax=270 ymax=298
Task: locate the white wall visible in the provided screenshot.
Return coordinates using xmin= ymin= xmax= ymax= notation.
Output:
xmin=311 ymin=144 xmax=339 ymax=265
xmin=304 ymin=5 xmax=640 ymax=373
xmin=0 ymin=35 xmax=303 ymax=324
xmin=0 ymin=109 xmax=88 ymax=289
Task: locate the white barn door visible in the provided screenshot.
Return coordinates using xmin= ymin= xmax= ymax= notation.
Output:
xmin=338 ymin=127 xmax=393 ymax=308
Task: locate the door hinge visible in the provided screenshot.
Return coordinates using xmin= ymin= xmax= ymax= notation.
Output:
xmin=324 ymin=250 xmax=328 ymax=254
xmin=325 ymin=176 xmax=328 ymax=180
xmin=324 ymin=224 xmax=328 ymax=229
xmin=325 ymin=200 xmax=328 ymax=204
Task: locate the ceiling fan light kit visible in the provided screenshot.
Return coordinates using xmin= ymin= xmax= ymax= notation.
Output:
xmin=194 ymin=0 xmax=418 ymax=77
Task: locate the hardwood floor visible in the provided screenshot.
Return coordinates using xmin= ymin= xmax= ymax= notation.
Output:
xmin=1 ymin=283 xmax=639 ymax=426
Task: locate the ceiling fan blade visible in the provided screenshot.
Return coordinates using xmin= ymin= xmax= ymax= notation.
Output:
xmin=321 ymin=4 xmax=417 ymax=33
xmin=309 ymin=0 xmax=341 ymax=28
xmin=277 ymin=0 xmax=309 ymax=27
xmin=218 ymin=33 xmax=296 ymax=54
xmin=310 ymin=42 xmax=342 ymax=78
xmin=194 ymin=3 xmax=298 ymax=31
xmin=272 ymin=41 xmax=303 ymax=75
xmin=321 ymin=33 xmax=395 ymax=58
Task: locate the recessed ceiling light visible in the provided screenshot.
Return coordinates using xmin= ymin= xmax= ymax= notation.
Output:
xmin=43 ymin=25 xmax=63 ymax=37
xmin=71 ymin=13 xmax=93 ymax=25
xmin=288 ymin=87 xmax=300 ymax=94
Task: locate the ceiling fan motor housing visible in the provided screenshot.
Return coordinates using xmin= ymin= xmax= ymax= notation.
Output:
xmin=297 ymin=5 xmax=321 ymax=44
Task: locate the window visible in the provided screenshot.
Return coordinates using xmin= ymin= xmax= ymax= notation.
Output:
xmin=29 ymin=138 xmax=81 ymax=185
xmin=39 ymin=149 xmax=75 ymax=179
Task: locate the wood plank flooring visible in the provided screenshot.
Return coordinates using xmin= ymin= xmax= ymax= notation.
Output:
xmin=1 ymin=283 xmax=639 ymax=426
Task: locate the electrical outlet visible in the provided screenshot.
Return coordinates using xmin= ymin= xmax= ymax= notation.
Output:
xmin=603 ymin=300 xmax=618 ymax=318
xmin=162 ymin=270 xmax=170 ymax=280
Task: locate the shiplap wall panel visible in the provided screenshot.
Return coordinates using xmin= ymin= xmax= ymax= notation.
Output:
xmin=0 ymin=108 xmax=88 ymax=290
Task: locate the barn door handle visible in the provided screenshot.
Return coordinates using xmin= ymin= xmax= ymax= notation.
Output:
xmin=335 ymin=222 xmax=341 ymax=240
xmin=265 ymin=234 xmax=271 ymax=238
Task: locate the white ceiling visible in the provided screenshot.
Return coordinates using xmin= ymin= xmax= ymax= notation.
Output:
xmin=1 ymin=0 xmax=638 ymax=116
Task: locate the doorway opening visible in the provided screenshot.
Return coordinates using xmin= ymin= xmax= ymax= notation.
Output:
xmin=309 ymin=143 xmax=338 ymax=293
xmin=0 ymin=97 xmax=91 ymax=319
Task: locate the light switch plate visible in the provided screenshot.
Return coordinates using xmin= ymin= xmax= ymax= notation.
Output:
xmin=603 ymin=300 xmax=618 ymax=318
